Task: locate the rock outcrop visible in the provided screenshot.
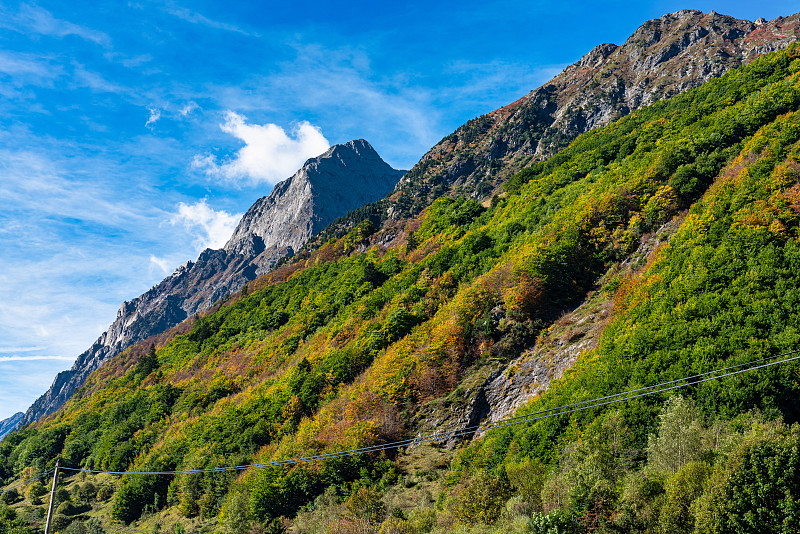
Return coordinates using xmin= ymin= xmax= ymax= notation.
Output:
xmin=20 ymin=140 xmax=404 ymax=426
xmin=388 ymin=10 xmax=800 ymax=218
xmin=0 ymin=412 xmax=23 ymax=442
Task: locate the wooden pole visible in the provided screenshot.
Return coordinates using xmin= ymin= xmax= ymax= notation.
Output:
xmin=44 ymin=459 xmax=60 ymax=534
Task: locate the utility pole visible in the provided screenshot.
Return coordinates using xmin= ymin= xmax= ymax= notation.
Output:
xmin=44 ymin=459 xmax=60 ymax=534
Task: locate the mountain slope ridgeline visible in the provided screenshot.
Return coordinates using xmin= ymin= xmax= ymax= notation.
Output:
xmin=19 ymin=139 xmax=404 ymax=427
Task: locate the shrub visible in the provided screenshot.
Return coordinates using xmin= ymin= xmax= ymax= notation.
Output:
xmin=345 ymin=486 xmax=386 ymax=526
xmin=77 ymin=481 xmax=98 ymax=502
xmin=452 ymin=470 xmax=514 ymax=525
xmin=55 ymin=487 xmax=71 ymax=505
xmin=378 ymin=516 xmax=414 ymax=534
xmin=0 ymin=489 xmax=19 ymax=505
xmin=96 ymin=484 xmax=114 ymax=502
xmin=51 ymin=513 xmax=71 ymax=532
xmin=694 ymin=426 xmax=800 ymax=534
xmin=527 ymin=510 xmax=580 ymax=534
xmin=26 ymin=481 xmax=46 ymax=505
xmin=56 ymin=501 xmax=79 ymax=516
xmin=658 ymin=461 xmax=711 ymax=534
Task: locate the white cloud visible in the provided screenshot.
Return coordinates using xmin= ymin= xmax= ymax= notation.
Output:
xmin=145 ymin=107 xmax=161 ymax=129
xmin=149 ymin=255 xmax=172 ymax=274
xmin=193 ymin=111 xmax=330 ymax=185
xmin=0 ymin=355 xmax=75 ymax=363
xmin=13 ymin=4 xmax=111 ymax=47
xmin=0 ymin=51 xmax=59 ymax=79
xmin=170 ymin=199 xmax=241 ymax=251
xmin=72 ymin=64 xmax=125 ymax=93
xmin=0 ymin=346 xmax=46 ymax=353
xmin=162 ymin=4 xmax=255 ymax=36
xmin=179 ymin=101 xmax=200 ymax=116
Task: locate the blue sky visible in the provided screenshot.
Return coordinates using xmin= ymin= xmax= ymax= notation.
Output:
xmin=1 ymin=0 xmax=798 ymax=421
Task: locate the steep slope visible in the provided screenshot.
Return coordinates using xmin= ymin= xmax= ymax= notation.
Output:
xmin=2 ymin=41 xmax=800 ymax=534
xmin=19 ymin=140 xmax=404 ymax=427
xmin=385 ymin=10 xmax=800 ymax=219
xmin=0 ymin=413 xmax=22 ymax=442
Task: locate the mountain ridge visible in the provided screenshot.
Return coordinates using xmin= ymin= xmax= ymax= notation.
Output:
xmin=0 ymin=413 xmax=22 ymax=442
xmin=18 ymin=139 xmax=404 ymax=427
xmin=384 ymin=9 xmax=800 ymax=217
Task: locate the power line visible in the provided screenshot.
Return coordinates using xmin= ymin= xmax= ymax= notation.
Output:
xmin=1 ymin=467 xmax=56 ymax=496
xmin=48 ymin=348 xmax=799 ymax=477
xmin=494 ymin=348 xmax=800 ymax=425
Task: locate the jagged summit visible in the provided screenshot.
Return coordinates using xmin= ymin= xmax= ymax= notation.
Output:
xmin=19 ymin=140 xmax=404 ymax=427
xmin=388 ymin=9 xmax=800 ymax=219
xmin=225 ymin=139 xmax=404 ymax=256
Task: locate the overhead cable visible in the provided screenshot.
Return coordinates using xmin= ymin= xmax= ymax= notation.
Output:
xmin=50 ymin=348 xmax=800 ymax=477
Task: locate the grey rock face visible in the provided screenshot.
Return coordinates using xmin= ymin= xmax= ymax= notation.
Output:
xmin=0 ymin=412 xmax=23 ymax=442
xmin=20 ymin=140 xmax=404 ymax=427
xmin=410 ymin=219 xmax=684 ymax=448
xmin=391 ymin=10 xmax=800 ymax=217
xmin=225 ymin=139 xmax=406 ymax=257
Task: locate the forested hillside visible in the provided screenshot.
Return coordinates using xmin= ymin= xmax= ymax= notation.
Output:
xmin=2 ymin=39 xmax=800 ymax=534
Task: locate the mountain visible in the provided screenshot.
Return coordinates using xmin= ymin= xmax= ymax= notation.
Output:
xmin=18 ymin=139 xmax=404 ymax=427
xmin=382 ymin=10 xmax=800 ymax=219
xmin=0 ymin=413 xmax=22 ymax=442
xmin=3 ymin=11 xmax=800 ymax=534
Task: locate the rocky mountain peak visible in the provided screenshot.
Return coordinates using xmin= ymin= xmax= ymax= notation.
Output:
xmin=224 ymin=139 xmax=404 ymax=257
xmin=385 ymin=10 xmax=800 ymax=221
xmin=20 ymin=140 xmax=404 ymax=427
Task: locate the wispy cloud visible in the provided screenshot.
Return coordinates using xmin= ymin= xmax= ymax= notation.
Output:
xmin=0 ymin=355 xmax=75 ymax=363
xmin=0 ymin=51 xmax=61 ymax=80
xmin=179 ymin=101 xmax=200 ymax=116
xmin=72 ymin=64 xmax=126 ymax=93
xmin=0 ymin=346 xmax=47 ymax=354
xmin=193 ymin=111 xmax=330 ymax=185
xmin=162 ymin=3 xmax=255 ymax=36
xmin=170 ymin=199 xmax=241 ymax=251
xmin=145 ymin=107 xmax=162 ymax=129
xmin=149 ymin=254 xmax=172 ymax=274
xmin=9 ymin=4 xmax=111 ymax=47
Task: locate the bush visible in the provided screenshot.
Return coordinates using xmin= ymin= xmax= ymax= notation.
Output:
xmin=51 ymin=513 xmax=72 ymax=532
xmin=0 ymin=489 xmax=20 ymax=505
xmin=26 ymin=481 xmax=46 ymax=505
xmin=218 ymin=491 xmax=252 ymax=534
xmin=77 ymin=482 xmax=98 ymax=502
xmin=527 ymin=510 xmax=580 ymax=534
xmin=694 ymin=426 xmax=800 ymax=534
xmin=96 ymin=484 xmax=114 ymax=502
xmin=345 ymin=486 xmax=386 ymax=525
xmin=658 ymin=461 xmax=711 ymax=534
xmin=55 ymin=487 xmax=71 ymax=505
xmin=408 ymin=508 xmax=436 ymax=533
xmin=452 ymin=470 xmax=514 ymax=525
xmin=378 ymin=516 xmax=414 ymax=534
xmin=57 ymin=500 xmax=79 ymax=516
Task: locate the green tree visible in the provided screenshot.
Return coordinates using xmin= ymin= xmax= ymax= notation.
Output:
xmin=658 ymin=461 xmax=711 ymax=534
xmin=26 ymin=481 xmax=45 ymax=505
xmin=694 ymin=425 xmax=800 ymax=534
xmin=453 ymin=470 xmax=513 ymax=525
xmin=647 ymin=396 xmax=706 ymax=474
xmin=0 ymin=490 xmax=18 ymax=506
xmin=218 ymin=491 xmax=253 ymax=534
xmin=345 ymin=486 xmax=386 ymax=526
